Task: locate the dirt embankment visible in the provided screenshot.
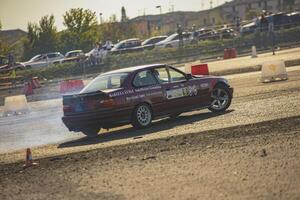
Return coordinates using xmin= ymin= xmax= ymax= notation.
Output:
xmin=0 ymin=116 xmax=299 ymax=200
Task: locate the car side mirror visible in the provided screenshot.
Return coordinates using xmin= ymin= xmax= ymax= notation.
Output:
xmin=186 ymin=73 xmax=193 ymax=80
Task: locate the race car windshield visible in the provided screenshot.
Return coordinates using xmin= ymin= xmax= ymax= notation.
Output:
xmin=81 ymin=73 xmax=129 ymax=93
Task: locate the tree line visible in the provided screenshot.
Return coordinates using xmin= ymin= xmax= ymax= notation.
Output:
xmin=22 ymin=7 xmax=137 ymax=60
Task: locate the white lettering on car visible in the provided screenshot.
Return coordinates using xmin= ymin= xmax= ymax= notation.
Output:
xmin=126 ymin=91 xmax=163 ymax=102
xmin=134 ymin=85 xmax=161 ymax=92
xmin=109 ymin=89 xmax=134 ymax=98
xmin=200 ymin=83 xmax=209 ymax=89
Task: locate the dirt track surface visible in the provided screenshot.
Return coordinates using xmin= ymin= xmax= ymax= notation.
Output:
xmin=0 ymin=68 xmax=300 ymax=199
xmin=0 ymin=116 xmax=300 ymax=200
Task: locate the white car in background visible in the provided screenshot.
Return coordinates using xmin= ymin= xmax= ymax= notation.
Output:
xmin=155 ymin=32 xmax=193 ymax=48
xmin=21 ymin=52 xmax=64 ymax=68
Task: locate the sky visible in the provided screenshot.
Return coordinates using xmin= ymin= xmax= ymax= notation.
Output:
xmin=0 ymin=0 xmax=229 ymax=31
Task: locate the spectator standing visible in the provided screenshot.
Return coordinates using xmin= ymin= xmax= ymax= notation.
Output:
xmin=7 ymin=52 xmax=14 ymax=67
xmin=191 ymin=24 xmax=198 ymax=41
xmin=10 ymin=68 xmax=17 ymax=88
xmin=177 ymin=24 xmax=183 ymax=48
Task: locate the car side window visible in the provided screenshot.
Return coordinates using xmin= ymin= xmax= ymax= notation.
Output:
xmin=110 ymin=76 xmax=123 ymax=89
xmin=152 ymin=67 xmax=169 ymax=84
xmin=133 ymin=70 xmax=157 ymax=87
xmin=47 ymin=54 xmax=56 ymax=58
xmin=168 ymin=67 xmax=187 ymax=82
xmin=119 ymin=43 xmax=125 ymax=49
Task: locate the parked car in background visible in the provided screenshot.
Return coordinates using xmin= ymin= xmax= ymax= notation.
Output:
xmin=60 ymin=50 xmax=86 ymax=64
xmin=62 ymin=64 xmax=233 ymax=137
xmin=193 ymin=28 xmax=213 ymax=38
xmin=287 ymin=11 xmax=300 ymax=24
xmin=216 ymin=28 xmax=236 ymax=39
xmin=155 ymin=32 xmax=193 ymax=48
xmin=110 ymin=38 xmax=143 ymax=54
xmin=240 ymin=21 xmax=257 ymax=35
xmin=197 ymin=30 xmax=218 ymax=41
xmin=142 ymin=36 xmax=168 ymax=50
xmin=240 ymin=12 xmax=300 ymax=35
xmin=21 ymin=52 xmax=64 ymax=68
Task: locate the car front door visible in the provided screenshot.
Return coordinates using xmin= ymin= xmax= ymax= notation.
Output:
xmin=152 ymin=66 xmax=193 ymax=115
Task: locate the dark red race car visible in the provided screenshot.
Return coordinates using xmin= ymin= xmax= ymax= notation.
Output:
xmin=62 ymin=64 xmax=233 ymax=136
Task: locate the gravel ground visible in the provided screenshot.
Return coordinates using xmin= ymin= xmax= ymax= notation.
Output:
xmin=0 ymin=116 xmax=299 ymax=200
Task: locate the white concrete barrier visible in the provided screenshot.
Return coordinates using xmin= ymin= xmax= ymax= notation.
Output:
xmin=185 ymin=63 xmax=191 ymax=74
xmin=4 ymin=95 xmax=29 ymax=116
xmin=261 ymin=60 xmax=288 ymax=83
xmin=251 ymin=46 xmax=257 ymax=58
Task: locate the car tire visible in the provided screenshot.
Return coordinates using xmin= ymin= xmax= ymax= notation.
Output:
xmin=208 ymin=84 xmax=232 ymax=112
xmin=132 ymin=103 xmax=153 ymax=129
xmin=81 ymin=127 xmax=101 ymax=137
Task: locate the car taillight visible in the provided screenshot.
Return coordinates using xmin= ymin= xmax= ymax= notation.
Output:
xmin=63 ymin=105 xmax=73 ymax=113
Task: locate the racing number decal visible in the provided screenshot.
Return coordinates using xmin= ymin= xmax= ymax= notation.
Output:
xmin=166 ymin=85 xmax=198 ymax=100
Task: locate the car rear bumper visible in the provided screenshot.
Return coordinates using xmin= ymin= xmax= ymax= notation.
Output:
xmin=62 ymin=107 xmax=132 ymax=132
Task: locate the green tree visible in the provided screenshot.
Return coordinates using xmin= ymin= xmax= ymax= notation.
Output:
xmin=23 ymin=15 xmax=58 ymax=59
xmin=63 ymin=8 xmax=98 ymax=33
xmin=98 ymin=14 xmax=137 ymax=43
xmin=59 ymin=8 xmax=99 ymax=52
xmin=37 ymin=15 xmax=57 ymax=53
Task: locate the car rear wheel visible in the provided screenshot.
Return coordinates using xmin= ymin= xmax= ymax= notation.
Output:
xmin=208 ymin=84 xmax=232 ymax=112
xmin=132 ymin=104 xmax=153 ymax=129
xmin=81 ymin=127 xmax=101 ymax=137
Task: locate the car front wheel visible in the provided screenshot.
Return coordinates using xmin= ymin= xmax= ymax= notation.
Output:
xmin=208 ymin=84 xmax=232 ymax=112
xmin=132 ymin=104 xmax=153 ymax=129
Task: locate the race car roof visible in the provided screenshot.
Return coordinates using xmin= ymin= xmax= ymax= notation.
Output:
xmin=102 ymin=64 xmax=166 ymax=75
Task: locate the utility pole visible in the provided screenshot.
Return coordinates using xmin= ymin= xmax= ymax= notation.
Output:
xmin=156 ymin=5 xmax=162 ymax=33
xmin=99 ymin=13 xmax=103 ymax=24
xmin=156 ymin=5 xmax=162 ymax=15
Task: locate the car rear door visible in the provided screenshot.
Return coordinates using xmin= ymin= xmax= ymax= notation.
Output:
xmin=129 ymin=69 xmax=166 ymax=117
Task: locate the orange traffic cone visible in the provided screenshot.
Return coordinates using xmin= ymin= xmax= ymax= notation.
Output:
xmin=23 ymin=148 xmax=38 ymax=168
